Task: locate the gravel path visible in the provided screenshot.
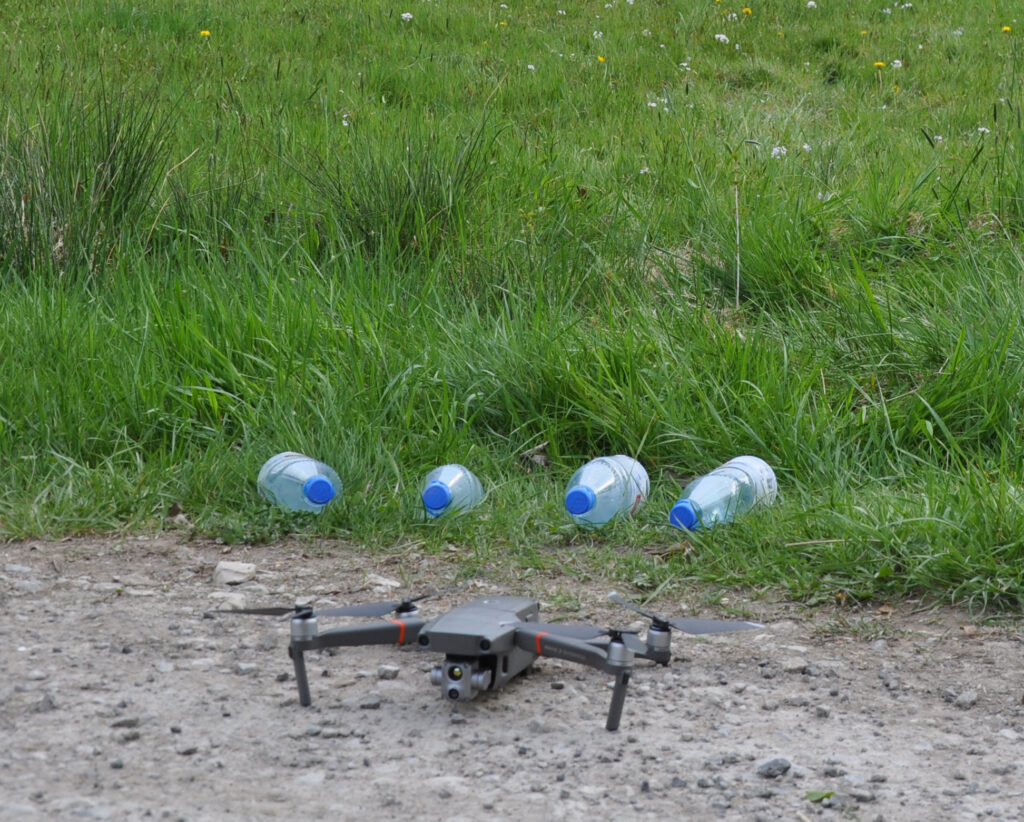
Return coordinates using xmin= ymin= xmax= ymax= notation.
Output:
xmin=2 ymin=535 xmax=1023 ymax=821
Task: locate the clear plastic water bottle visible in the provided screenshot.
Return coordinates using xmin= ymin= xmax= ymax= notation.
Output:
xmin=669 ymin=456 xmax=777 ymax=531
xmin=257 ymin=452 xmax=342 ymax=513
xmin=421 ymin=464 xmax=484 ymax=518
xmin=564 ymin=455 xmax=650 ymax=529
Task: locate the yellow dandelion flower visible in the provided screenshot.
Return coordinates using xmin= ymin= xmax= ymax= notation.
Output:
xmin=1003 ymin=26 xmax=1012 ymax=33
xmin=200 ymin=30 xmax=210 ymax=36
xmin=874 ymin=61 xmax=885 ymax=67
xmin=598 ymin=55 xmax=605 ymax=62
xmin=499 ymin=20 xmax=507 ymax=26
xmin=860 ymin=30 xmax=868 ymax=35
xmin=742 ymin=7 xmax=753 ymax=15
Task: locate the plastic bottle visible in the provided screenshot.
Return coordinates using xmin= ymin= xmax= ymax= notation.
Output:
xmin=421 ymin=464 xmax=484 ymax=518
xmin=257 ymin=452 xmax=343 ymax=513
xmin=564 ymin=455 xmax=650 ymax=529
xmin=669 ymin=456 xmax=777 ymax=531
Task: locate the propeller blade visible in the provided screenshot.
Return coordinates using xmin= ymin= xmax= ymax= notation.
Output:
xmin=668 ymin=617 xmax=765 ymax=635
xmin=314 ymin=600 xmax=402 ymax=618
xmin=608 ymin=591 xmax=664 ymax=624
xmin=610 ymin=591 xmax=763 ymax=635
xmin=315 ymin=593 xmax=433 ymax=619
xmin=614 ymin=631 xmax=648 ymax=654
xmin=227 ymin=605 xmax=311 ymax=617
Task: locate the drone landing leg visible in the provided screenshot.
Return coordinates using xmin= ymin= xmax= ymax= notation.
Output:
xmin=289 ymin=644 xmax=312 ymax=707
xmin=605 ymin=670 xmax=631 ymax=731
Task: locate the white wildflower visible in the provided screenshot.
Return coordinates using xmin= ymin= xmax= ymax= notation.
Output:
xmin=771 ymin=146 xmax=787 ymax=158
xmin=890 ymin=59 xmax=902 ymax=68
xmin=715 ymin=33 xmax=729 ymax=43
xmin=401 ymin=11 xmax=412 ymax=21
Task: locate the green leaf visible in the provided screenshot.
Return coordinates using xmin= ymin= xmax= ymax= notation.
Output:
xmin=804 ymin=790 xmax=834 ymax=803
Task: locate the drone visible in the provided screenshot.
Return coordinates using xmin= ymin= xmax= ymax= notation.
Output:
xmin=219 ymin=592 xmax=763 ymax=731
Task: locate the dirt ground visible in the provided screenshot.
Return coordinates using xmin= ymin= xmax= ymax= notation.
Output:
xmin=2 ymin=534 xmax=1023 ymax=821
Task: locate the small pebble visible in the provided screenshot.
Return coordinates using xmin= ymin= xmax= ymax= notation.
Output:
xmin=954 ymin=690 xmax=978 ymax=710
xmin=756 ymin=758 xmax=791 ymax=778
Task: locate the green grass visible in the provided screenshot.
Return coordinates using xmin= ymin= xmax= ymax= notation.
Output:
xmin=2 ymin=0 xmax=1024 ymax=610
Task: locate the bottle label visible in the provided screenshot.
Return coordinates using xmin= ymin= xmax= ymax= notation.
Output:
xmin=611 ymin=455 xmax=650 ymax=512
xmin=724 ymin=456 xmax=777 ymax=505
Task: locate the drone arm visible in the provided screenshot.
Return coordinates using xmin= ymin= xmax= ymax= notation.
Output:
xmin=288 ymin=618 xmax=426 ymax=707
xmin=301 ymin=619 xmax=426 ymax=650
xmin=514 ymin=627 xmax=616 ymax=673
xmin=516 ymin=627 xmax=636 ymax=731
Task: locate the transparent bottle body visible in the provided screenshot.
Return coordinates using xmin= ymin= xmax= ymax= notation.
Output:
xmin=565 ymin=456 xmax=648 ymax=529
xmin=672 ymin=466 xmax=757 ymax=530
xmin=421 ymin=464 xmax=484 ymax=518
xmin=257 ymin=452 xmax=342 ymax=514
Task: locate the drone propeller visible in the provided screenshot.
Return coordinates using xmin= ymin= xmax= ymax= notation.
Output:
xmin=315 ymin=593 xmax=433 ymax=619
xmin=228 ymin=604 xmax=315 ymax=617
xmin=225 ymin=594 xmax=433 ymax=620
xmin=608 ymin=591 xmax=763 ymax=635
xmin=530 ymin=621 xmax=647 ymax=654
xmin=605 ymin=628 xmax=648 ymax=654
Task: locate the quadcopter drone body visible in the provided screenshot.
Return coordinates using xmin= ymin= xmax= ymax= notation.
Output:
xmin=229 ymin=593 xmax=762 ymax=731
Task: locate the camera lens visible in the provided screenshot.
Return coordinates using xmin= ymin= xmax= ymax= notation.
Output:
xmin=447 ymin=688 xmax=460 ymax=701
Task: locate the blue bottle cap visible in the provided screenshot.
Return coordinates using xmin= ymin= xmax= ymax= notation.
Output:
xmin=565 ymin=486 xmax=597 ymax=515
xmin=669 ymin=500 xmax=700 ymax=531
xmin=422 ymin=480 xmax=453 ymax=512
xmin=303 ymin=476 xmax=335 ymax=505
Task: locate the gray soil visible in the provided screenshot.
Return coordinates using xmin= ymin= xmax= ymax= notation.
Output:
xmin=2 ymin=535 xmax=1023 ymax=821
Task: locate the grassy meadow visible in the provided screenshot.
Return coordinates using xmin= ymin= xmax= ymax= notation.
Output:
xmin=2 ymin=0 xmax=1024 ymax=609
